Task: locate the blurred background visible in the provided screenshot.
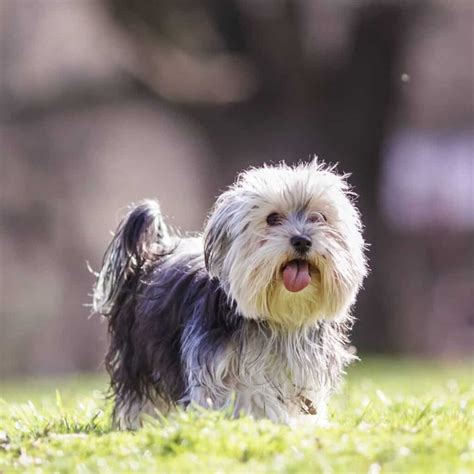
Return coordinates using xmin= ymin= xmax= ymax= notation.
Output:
xmin=0 ymin=0 xmax=472 ymax=378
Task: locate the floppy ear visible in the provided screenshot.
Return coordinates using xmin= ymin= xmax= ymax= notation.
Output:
xmin=203 ymin=191 xmax=233 ymax=278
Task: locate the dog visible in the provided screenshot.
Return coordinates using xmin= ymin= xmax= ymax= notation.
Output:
xmin=93 ymin=160 xmax=367 ymax=429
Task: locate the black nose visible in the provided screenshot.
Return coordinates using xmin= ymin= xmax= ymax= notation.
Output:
xmin=290 ymin=235 xmax=312 ymax=253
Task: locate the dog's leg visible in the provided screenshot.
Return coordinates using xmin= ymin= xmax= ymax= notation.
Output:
xmin=114 ymin=396 xmax=163 ymax=430
xmin=113 ymin=396 xmax=147 ymax=430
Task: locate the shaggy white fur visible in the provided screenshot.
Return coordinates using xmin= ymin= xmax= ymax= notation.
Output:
xmin=95 ymin=160 xmax=368 ymax=429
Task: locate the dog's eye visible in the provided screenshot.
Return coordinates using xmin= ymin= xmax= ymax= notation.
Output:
xmin=308 ymin=212 xmax=327 ymax=224
xmin=266 ymin=212 xmax=282 ymax=226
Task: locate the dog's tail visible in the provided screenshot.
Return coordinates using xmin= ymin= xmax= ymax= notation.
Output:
xmin=93 ymin=199 xmax=170 ymax=319
xmin=93 ymin=200 xmax=172 ymax=428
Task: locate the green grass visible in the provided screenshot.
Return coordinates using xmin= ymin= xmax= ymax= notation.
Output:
xmin=0 ymin=358 xmax=472 ymax=473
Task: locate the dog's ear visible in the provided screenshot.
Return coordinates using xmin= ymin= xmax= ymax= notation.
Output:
xmin=203 ymin=191 xmax=233 ymax=278
xmin=204 ymin=174 xmax=256 ymax=279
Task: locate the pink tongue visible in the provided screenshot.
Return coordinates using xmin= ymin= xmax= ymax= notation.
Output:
xmin=282 ymin=260 xmax=311 ymax=292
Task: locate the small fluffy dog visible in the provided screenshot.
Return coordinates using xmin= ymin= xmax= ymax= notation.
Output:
xmin=93 ymin=161 xmax=367 ymax=429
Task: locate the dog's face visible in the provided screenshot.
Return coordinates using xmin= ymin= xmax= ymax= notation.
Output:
xmin=204 ymin=161 xmax=367 ymax=327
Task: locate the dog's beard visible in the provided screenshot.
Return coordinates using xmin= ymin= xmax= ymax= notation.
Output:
xmin=264 ymin=272 xmax=322 ymax=328
xmin=223 ymin=236 xmax=360 ymax=328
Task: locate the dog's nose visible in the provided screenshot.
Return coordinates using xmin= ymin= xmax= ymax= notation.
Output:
xmin=290 ymin=235 xmax=312 ymax=253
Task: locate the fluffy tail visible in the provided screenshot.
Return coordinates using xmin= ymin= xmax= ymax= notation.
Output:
xmin=93 ymin=199 xmax=170 ymax=318
xmin=93 ymin=200 xmax=171 ymax=427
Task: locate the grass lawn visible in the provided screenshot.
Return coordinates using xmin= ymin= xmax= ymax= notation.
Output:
xmin=0 ymin=357 xmax=472 ymax=473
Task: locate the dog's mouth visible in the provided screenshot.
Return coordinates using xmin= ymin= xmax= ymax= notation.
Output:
xmin=281 ymin=259 xmax=312 ymax=293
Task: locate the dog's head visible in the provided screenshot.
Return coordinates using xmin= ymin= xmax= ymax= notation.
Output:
xmin=204 ymin=161 xmax=367 ymax=327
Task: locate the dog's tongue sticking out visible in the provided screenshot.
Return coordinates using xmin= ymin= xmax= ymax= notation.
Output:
xmin=282 ymin=260 xmax=311 ymax=292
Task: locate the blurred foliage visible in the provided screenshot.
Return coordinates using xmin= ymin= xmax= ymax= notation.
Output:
xmin=1 ymin=0 xmax=472 ymax=376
